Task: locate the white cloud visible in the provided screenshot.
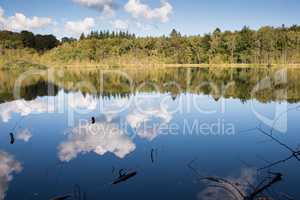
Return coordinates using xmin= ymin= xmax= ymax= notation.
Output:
xmin=73 ymin=0 xmax=115 ymax=12
xmin=111 ymin=19 xmax=129 ymax=30
xmin=124 ymin=0 xmax=173 ymax=23
xmin=0 ymin=98 xmax=55 ymax=123
xmin=16 ymin=129 xmax=32 ymax=142
xmin=0 ymin=7 xmax=52 ymax=31
xmin=6 ymin=14 xmax=52 ymax=31
xmin=58 ymin=122 xmax=136 ymax=162
xmin=65 ymin=17 xmax=95 ymax=37
xmin=0 ymin=151 xmax=22 ymax=200
xmin=103 ymin=5 xmax=115 ymax=18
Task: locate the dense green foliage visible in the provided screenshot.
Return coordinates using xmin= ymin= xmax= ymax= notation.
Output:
xmin=0 ymin=30 xmax=59 ymax=52
xmin=1 ymin=25 xmax=300 ymax=66
xmin=46 ymin=25 xmax=300 ymax=65
xmin=0 ymin=30 xmax=59 ymax=68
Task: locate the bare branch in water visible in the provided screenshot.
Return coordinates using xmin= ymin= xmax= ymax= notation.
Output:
xmin=257 ymin=126 xmax=297 ymax=155
xmin=50 ymin=184 xmax=85 ymax=200
xmin=247 ymin=172 xmax=282 ymax=199
xmin=150 ymin=148 xmax=158 ymax=164
xmin=191 ymin=105 xmax=300 ymax=200
xmin=200 ymin=176 xmax=246 ymax=199
xmin=9 ymin=133 xmax=15 ymax=144
xmin=197 ymin=171 xmax=283 ymax=200
xmin=112 ymin=171 xmax=137 ymax=185
xmin=206 ymin=184 xmax=241 ymax=200
xmin=256 ymin=127 xmax=300 ymax=170
xmin=259 ymin=155 xmax=295 ymax=170
xmin=49 ymin=195 xmax=72 ymax=200
xmin=151 ymin=148 xmax=155 ymax=163
xmin=188 ymin=158 xmax=290 ymax=200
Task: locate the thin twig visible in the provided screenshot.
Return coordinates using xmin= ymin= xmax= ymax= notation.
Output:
xmin=247 ymin=173 xmax=282 ymax=199
xmin=257 ymin=127 xmax=297 ymax=156
xmin=259 ymin=154 xmax=294 ymax=170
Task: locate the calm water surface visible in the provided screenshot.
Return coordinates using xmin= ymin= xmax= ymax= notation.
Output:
xmin=0 ymin=67 xmax=300 ymax=200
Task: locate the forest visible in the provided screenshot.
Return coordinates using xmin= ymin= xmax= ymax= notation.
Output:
xmin=1 ymin=25 xmax=300 ymax=67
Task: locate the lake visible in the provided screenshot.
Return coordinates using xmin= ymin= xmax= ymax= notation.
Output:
xmin=1 ymin=67 xmax=300 ymax=200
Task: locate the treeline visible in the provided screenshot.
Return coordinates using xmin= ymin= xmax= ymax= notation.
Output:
xmin=61 ymin=30 xmax=135 ymax=43
xmin=83 ymin=30 xmax=136 ymax=40
xmin=48 ymin=25 xmax=300 ymax=65
xmin=0 ymin=30 xmax=59 ymax=52
xmin=1 ymin=25 xmax=300 ymax=66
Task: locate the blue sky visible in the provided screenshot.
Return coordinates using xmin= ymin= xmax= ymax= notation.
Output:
xmin=0 ymin=0 xmax=300 ymax=38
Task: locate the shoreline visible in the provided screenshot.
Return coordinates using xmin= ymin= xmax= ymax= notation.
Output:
xmin=2 ymin=62 xmax=300 ymax=70
xmin=60 ymin=63 xmax=300 ymax=69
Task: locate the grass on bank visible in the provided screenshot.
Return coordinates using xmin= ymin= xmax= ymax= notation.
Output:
xmin=1 ymin=48 xmax=300 ymax=69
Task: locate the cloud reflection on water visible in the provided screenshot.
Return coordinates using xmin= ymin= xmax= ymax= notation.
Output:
xmin=0 ymin=98 xmax=54 ymax=122
xmin=15 ymin=129 xmax=32 ymax=142
xmin=126 ymin=106 xmax=172 ymax=141
xmin=198 ymin=168 xmax=257 ymax=200
xmin=0 ymin=151 xmax=22 ymax=200
xmin=58 ymin=122 xmax=136 ymax=162
xmin=59 ymin=94 xmax=174 ymax=161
